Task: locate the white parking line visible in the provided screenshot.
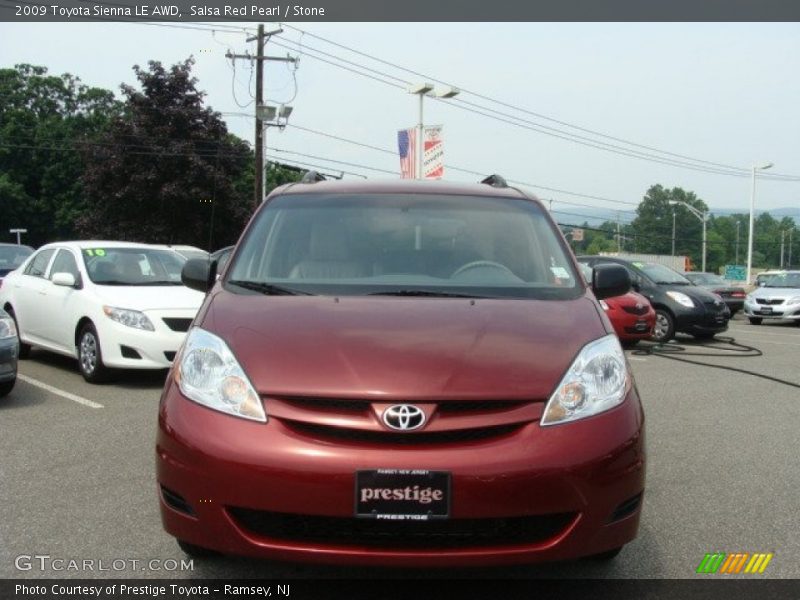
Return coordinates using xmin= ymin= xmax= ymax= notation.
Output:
xmin=17 ymin=374 xmax=104 ymax=409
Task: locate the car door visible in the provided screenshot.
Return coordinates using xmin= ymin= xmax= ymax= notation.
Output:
xmin=13 ymin=248 xmax=56 ymax=343
xmin=40 ymin=248 xmax=85 ymax=352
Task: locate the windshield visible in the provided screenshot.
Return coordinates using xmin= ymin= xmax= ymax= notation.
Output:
xmin=764 ymin=272 xmax=800 ymax=288
xmin=227 ymin=192 xmax=580 ymax=299
xmin=633 ymin=262 xmax=691 ymax=285
xmin=81 ymin=247 xmax=186 ymax=285
xmin=0 ymin=245 xmax=33 ymax=273
xmin=176 ymin=249 xmax=209 ymax=261
xmin=687 ymin=273 xmax=725 ymax=286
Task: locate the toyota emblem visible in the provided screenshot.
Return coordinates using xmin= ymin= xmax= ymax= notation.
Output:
xmin=382 ymin=405 xmax=426 ymax=431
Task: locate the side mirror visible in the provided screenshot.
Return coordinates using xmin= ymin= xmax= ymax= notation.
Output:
xmin=592 ymin=264 xmax=631 ymax=300
xmin=51 ymin=272 xmax=79 ymax=288
xmin=181 ymin=258 xmax=216 ymax=293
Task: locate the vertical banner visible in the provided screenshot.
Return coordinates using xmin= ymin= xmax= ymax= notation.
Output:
xmin=423 ymin=125 xmax=444 ymax=179
xmin=397 ymin=127 xmax=417 ymax=179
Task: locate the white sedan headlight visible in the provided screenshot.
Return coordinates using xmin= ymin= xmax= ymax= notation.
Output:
xmin=175 ymin=327 xmax=266 ymax=422
xmin=103 ymin=306 xmax=154 ymax=331
xmin=788 ymin=296 xmax=800 ymax=305
xmin=541 ymin=334 xmax=631 ymax=426
xmin=0 ymin=314 xmax=17 ymax=339
xmin=666 ymin=291 xmax=694 ymax=308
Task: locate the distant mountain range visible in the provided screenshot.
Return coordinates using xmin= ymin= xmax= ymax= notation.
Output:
xmin=552 ymin=206 xmax=800 ymax=227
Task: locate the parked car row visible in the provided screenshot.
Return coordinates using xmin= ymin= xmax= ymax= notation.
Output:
xmin=0 ymin=241 xmax=206 ymax=382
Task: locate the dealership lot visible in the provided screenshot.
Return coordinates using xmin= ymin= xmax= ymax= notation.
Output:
xmin=1 ymin=315 xmax=798 ymax=579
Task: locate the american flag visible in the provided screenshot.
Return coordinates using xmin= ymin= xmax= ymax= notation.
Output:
xmin=397 ymin=128 xmax=416 ymax=179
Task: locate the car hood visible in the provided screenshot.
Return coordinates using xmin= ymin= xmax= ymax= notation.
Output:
xmin=750 ymin=286 xmax=800 ymax=299
xmin=91 ymin=283 xmax=205 ymax=311
xmin=201 ymin=292 xmax=609 ymax=401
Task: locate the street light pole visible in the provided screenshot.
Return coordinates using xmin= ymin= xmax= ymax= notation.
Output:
xmin=669 ymin=201 xmax=707 ymax=272
xmin=735 ymin=221 xmax=740 ymax=265
xmin=408 ymin=83 xmax=459 ymax=180
xmin=746 ymin=162 xmax=773 ymax=285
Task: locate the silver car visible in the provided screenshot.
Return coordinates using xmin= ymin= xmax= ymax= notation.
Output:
xmin=744 ymin=271 xmax=800 ymax=325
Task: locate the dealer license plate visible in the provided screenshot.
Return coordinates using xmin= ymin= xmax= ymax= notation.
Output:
xmin=355 ymin=469 xmax=450 ymax=520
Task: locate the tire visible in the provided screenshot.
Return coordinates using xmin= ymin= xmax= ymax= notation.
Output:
xmin=0 ymin=379 xmax=15 ymax=398
xmin=652 ymin=309 xmax=675 ymax=343
xmin=177 ymin=540 xmax=219 ymax=558
xmin=748 ymin=317 xmax=763 ymax=325
xmin=77 ymin=323 xmax=111 ymax=383
xmin=621 ymin=339 xmax=640 ymax=349
xmin=6 ymin=308 xmax=31 ymax=359
xmin=587 ymin=547 xmax=623 ymax=561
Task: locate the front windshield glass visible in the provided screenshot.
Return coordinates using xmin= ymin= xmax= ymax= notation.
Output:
xmin=688 ymin=273 xmax=725 ymax=285
xmin=764 ymin=272 xmax=800 ymax=288
xmin=227 ymin=193 xmax=581 ymax=299
xmin=82 ymin=247 xmax=186 ymax=285
xmin=634 ymin=262 xmax=691 ymax=285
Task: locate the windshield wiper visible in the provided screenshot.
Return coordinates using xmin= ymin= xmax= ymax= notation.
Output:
xmin=368 ymin=290 xmax=484 ymax=298
xmin=136 ymin=281 xmax=184 ymax=286
xmin=228 ymin=280 xmax=312 ymax=296
xmin=656 ymin=281 xmax=689 ymax=285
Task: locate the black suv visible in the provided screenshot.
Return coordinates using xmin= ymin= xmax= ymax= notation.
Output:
xmin=577 ymin=256 xmax=730 ymax=342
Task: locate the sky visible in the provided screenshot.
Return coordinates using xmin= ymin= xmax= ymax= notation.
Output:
xmin=1 ymin=22 xmax=799 ymax=226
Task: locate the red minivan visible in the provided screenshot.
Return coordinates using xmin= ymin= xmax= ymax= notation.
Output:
xmin=157 ymin=175 xmax=645 ymax=567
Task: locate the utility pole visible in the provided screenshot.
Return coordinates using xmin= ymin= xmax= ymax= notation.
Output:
xmin=227 ymin=25 xmax=296 ymax=208
xmin=735 ymin=221 xmax=740 ymax=265
xmin=671 ymin=212 xmax=676 ymax=256
xmin=616 ymin=213 xmax=622 ymax=252
xmin=789 ymin=229 xmax=793 ymax=268
xmin=780 ymin=230 xmax=785 ymax=268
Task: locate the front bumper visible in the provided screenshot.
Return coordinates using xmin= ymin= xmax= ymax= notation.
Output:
xmin=97 ymin=309 xmax=196 ymax=369
xmin=607 ymin=310 xmax=655 ymax=341
xmin=156 ymin=381 xmax=646 ymax=567
xmin=672 ymin=302 xmax=730 ymax=335
xmin=0 ymin=337 xmax=18 ymax=383
xmin=744 ymin=299 xmax=800 ymax=322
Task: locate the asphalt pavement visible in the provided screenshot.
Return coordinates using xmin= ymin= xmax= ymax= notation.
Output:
xmin=1 ymin=314 xmax=798 ymax=579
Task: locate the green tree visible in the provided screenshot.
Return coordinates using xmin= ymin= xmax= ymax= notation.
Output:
xmin=0 ymin=64 xmax=120 ymax=245
xmin=630 ymin=185 xmax=709 ymax=268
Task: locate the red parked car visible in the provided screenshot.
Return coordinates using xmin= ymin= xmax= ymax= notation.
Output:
xmin=579 ymin=264 xmax=655 ymax=346
xmin=157 ymin=175 xmax=645 ymax=567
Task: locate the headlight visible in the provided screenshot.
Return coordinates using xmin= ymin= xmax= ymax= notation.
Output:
xmin=175 ymin=327 xmax=266 ymax=422
xmin=599 ymin=300 xmax=610 ymax=311
xmin=541 ymin=334 xmax=630 ymax=426
xmin=0 ymin=315 xmax=17 ymax=340
xmin=103 ymin=306 xmax=154 ymax=331
xmin=666 ymin=291 xmax=694 ymax=308
xmin=788 ymin=296 xmax=800 ymax=305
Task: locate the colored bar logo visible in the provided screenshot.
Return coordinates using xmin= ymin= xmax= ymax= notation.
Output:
xmin=696 ymin=552 xmax=773 ymax=574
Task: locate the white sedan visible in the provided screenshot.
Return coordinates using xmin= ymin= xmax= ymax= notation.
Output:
xmin=0 ymin=241 xmax=205 ymax=383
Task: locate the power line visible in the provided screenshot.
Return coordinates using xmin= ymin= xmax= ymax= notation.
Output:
xmin=278 ymin=23 xmax=800 ymax=182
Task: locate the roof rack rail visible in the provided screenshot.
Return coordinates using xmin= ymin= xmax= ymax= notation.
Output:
xmin=480 ymin=174 xmax=508 ymax=188
xmin=300 ymin=170 xmax=327 ymax=184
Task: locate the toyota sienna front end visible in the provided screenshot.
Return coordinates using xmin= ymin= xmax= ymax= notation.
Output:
xmin=157 ymin=176 xmax=645 ymax=567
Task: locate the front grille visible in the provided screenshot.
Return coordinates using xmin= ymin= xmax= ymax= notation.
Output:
xmin=278 ymin=397 xmax=525 ymax=414
xmin=162 ymin=317 xmax=193 ymax=332
xmin=228 ymin=507 xmax=575 ymax=549
xmin=703 ymin=301 xmax=727 ymax=311
xmin=621 ymin=304 xmax=649 ymax=315
xmin=756 ymin=298 xmax=784 ymax=306
xmin=286 ymin=421 xmax=522 ymax=445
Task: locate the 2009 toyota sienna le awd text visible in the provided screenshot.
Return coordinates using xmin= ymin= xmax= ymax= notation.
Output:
xmin=157 ymin=175 xmax=646 ymax=567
